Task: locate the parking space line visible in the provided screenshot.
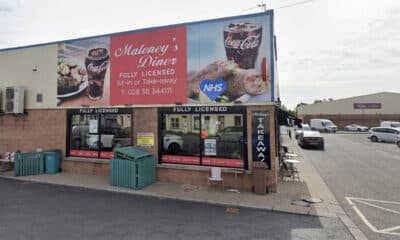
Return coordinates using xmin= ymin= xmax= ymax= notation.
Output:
xmin=379 ymin=225 xmax=400 ymax=233
xmin=356 ymin=199 xmax=400 ymax=215
xmin=346 ymin=197 xmax=400 ymax=236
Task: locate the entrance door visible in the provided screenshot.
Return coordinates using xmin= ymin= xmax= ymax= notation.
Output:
xmin=201 ymin=114 xmax=245 ymax=168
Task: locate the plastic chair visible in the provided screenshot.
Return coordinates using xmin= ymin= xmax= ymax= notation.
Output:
xmin=208 ymin=167 xmax=224 ymax=190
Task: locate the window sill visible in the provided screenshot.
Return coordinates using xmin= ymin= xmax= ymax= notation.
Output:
xmin=157 ymin=163 xmax=252 ymax=174
xmin=64 ymin=157 xmax=110 ymax=164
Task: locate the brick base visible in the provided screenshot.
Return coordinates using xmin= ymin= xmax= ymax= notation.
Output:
xmin=62 ymin=160 xmax=110 ymax=176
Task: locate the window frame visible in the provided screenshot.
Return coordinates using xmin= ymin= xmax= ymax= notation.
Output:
xmin=158 ymin=106 xmax=248 ymax=169
xmin=66 ymin=108 xmax=133 ymax=159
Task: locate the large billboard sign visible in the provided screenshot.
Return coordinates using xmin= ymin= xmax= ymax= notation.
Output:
xmin=56 ymin=12 xmax=274 ymax=107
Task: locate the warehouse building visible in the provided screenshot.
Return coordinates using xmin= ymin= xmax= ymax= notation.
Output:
xmin=298 ymin=92 xmax=400 ymax=128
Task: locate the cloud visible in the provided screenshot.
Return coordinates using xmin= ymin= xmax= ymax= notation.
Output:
xmin=0 ymin=0 xmax=21 ymax=12
xmin=389 ymin=7 xmax=400 ymax=15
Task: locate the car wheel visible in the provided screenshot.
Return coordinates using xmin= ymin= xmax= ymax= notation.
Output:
xmin=396 ymin=141 xmax=400 ymax=148
xmin=357 ymin=128 xmax=361 ymax=132
xmin=370 ymin=136 xmax=378 ymax=142
xmin=167 ymin=143 xmax=180 ymax=154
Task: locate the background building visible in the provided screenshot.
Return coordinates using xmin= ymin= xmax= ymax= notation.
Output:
xmin=298 ymin=92 xmax=400 ymax=128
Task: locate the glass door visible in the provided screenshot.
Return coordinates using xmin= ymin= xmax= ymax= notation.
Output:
xmin=201 ymin=114 xmax=245 ymax=168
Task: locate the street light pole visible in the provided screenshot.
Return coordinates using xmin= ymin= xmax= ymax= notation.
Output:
xmin=258 ymin=2 xmax=267 ymax=12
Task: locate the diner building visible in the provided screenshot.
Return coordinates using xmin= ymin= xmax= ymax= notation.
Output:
xmin=0 ymin=11 xmax=288 ymax=193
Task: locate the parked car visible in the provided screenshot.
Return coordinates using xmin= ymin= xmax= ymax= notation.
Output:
xmin=344 ymin=124 xmax=369 ymax=132
xmin=215 ymin=126 xmax=243 ymax=142
xmin=295 ymin=124 xmax=311 ymax=139
xmin=87 ymin=134 xmax=114 ymax=149
xmin=298 ymin=131 xmax=325 ymax=150
xmin=310 ymin=119 xmax=337 ymax=133
xmin=163 ymin=134 xmax=184 ymax=154
xmin=380 ymin=121 xmax=400 ymax=128
xmin=368 ymin=127 xmax=400 ymax=143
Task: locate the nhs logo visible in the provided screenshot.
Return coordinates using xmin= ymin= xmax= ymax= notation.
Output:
xmin=200 ymin=79 xmax=227 ymax=101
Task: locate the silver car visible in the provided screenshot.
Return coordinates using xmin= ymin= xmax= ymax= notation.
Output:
xmin=344 ymin=124 xmax=368 ymax=132
xmin=295 ymin=124 xmax=311 ymax=139
xmin=368 ymin=127 xmax=400 ymax=143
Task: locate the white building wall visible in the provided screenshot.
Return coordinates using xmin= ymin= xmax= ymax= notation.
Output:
xmin=0 ymin=45 xmax=57 ymax=109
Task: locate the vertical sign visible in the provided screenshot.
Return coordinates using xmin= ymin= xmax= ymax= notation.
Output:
xmin=251 ymin=111 xmax=270 ymax=169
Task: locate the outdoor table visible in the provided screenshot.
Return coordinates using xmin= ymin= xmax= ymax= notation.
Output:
xmin=284 ymin=159 xmax=300 ymax=180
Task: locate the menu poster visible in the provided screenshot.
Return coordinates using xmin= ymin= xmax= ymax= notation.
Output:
xmin=110 ymin=27 xmax=187 ymax=105
xmin=89 ymin=119 xmax=98 ymax=133
xmin=204 ymin=138 xmax=217 ymax=156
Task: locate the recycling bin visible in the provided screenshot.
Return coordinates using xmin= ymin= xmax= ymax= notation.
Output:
xmin=14 ymin=152 xmax=44 ymax=176
xmin=44 ymin=150 xmax=61 ymax=174
xmin=110 ymin=147 xmax=156 ymax=190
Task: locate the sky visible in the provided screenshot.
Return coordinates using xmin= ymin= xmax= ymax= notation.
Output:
xmin=0 ymin=0 xmax=399 ymax=109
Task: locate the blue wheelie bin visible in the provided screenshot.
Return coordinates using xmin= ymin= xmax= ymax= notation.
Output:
xmin=44 ymin=150 xmax=61 ymax=174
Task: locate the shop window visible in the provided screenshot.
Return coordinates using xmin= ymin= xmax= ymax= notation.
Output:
xmin=67 ymin=109 xmax=132 ymax=159
xmin=159 ymin=107 xmax=247 ymax=169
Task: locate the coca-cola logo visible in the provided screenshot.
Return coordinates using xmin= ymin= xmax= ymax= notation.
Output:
xmin=87 ymin=61 xmax=109 ymax=73
xmin=224 ymin=35 xmax=261 ymax=49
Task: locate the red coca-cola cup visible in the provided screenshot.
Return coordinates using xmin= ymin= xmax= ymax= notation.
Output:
xmin=85 ymin=47 xmax=109 ymax=100
xmin=224 ymin=22 xmax=262 ymax=69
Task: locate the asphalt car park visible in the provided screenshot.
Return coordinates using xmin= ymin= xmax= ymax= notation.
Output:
xmin=297 ymin=133 xmax=400 ymax=240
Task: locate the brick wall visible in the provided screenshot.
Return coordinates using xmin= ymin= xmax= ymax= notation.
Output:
xmin=0 ymin=109 xmax=67 ymax=155
xmin=157 ymin=167 xmax=253 ymax=191
xmin=133 ymin=108 xmax=159 ymax=158
xmin=62 ymin=160 xmax=110 ymax=176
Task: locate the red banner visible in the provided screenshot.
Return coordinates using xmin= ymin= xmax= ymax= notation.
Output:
xmin=202 ymin=157 xmax=244 ymax=168
xmin=162 ymin=155 xmax=200 ymax=165
xmin=100 ymin=151 xmax=113 ymax=159
xmin=110 ymin=27 xmax=187 ymax=105
xmin=70 ymin=150 xmax=99 ymax=158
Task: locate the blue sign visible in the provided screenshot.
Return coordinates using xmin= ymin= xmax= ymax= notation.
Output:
xmin=200 ymin=79 xmax=227 ymax=101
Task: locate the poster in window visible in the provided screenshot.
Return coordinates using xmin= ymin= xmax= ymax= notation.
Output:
xmin=89 ymin=119 xmax=98 ymax=133
xmin=204 ymin=138 xmax=217 ymax=156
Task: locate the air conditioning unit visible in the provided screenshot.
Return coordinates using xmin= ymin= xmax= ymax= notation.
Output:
xmin=5 ymin=86 xmax=25 ymax=114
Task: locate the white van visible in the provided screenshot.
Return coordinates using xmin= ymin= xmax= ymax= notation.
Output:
xmin=380 ymin=121 xmax=400 ymax=128
xmin=310 ymin=119 xmax=337 ymax=133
